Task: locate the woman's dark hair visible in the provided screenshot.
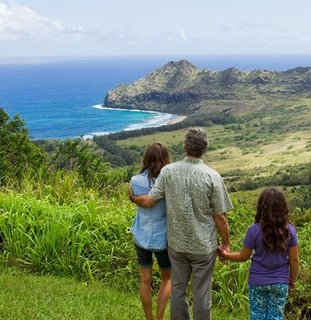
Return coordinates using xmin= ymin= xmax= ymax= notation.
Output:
xmin=255 ymin=187 xmax=290 ymax=253
xmin=140 ymin=142 xmax=170 ymax=182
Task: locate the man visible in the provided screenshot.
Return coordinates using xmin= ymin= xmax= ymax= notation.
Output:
xmin=130 ymin=127 xmax=233 ymax=320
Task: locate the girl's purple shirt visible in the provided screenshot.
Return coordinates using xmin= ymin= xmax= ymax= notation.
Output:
xmin=244 ymin=223 xmax=298 ymax=285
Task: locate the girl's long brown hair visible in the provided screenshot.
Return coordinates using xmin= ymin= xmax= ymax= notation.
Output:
xmin=140 ymin=143 xmax=170 ymax=182
xmin=255 ymin=187 xmax=290 ymax=253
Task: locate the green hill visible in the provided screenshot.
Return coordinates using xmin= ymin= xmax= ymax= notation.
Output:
xmin=103 ymin=60 xmax=311 ymax=115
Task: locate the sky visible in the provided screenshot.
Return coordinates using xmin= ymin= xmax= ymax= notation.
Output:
xmin=0 ymin=0 xmax=311 ymax=57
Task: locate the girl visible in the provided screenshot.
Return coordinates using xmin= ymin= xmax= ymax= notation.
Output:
xmin=218 ymin=187 xmax=299 ymax=320
xmin=130 ymin=143 xmax=171 ymax=320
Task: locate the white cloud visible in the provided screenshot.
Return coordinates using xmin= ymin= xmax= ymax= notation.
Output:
xmin=157 ymin=28 xmax=189 ymax=42
xmin=0 ymin=2 xmax=87 ymax=41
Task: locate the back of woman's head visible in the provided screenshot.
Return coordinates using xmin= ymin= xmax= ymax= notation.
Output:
xmin=255 ymin=187 xmax=290 ymax=252
xmin=141 ymin=142 xmax=170 ymax=180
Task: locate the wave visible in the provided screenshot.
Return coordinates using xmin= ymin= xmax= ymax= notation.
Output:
xmin=82 ymin=131 xmax=111 ymax=140
xmin=124 ymin=113 xmax=176 ymax=131
xmin=92 ymin=104 xmax=162 ymax=114
xmin=84 ymin=105 xmax=177 ymax=139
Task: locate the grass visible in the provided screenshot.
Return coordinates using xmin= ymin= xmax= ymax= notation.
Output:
xmin=0 ymin=183 xmax=310 ymax=319
xmin=0 ymin=266 xmax=143 ymax=320
xmin=0 ymin=186 xmax=309 ymax=319
xmin=0 ymin=266 xmax=248 ymax=320
xmin=0 ymin=189 xmax=137 ymax=282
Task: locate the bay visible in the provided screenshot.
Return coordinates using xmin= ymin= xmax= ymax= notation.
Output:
xmin=1 ymin=55 xmax=311 ymax=139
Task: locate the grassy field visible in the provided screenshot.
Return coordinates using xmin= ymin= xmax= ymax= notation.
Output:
xmin=116 ymin=99 xmax=311 ymax=180
xmin=0 ymin=266 xmax=143 ymax=320
xmin=115 ymin=99 xmax=311 ymax=209
xmin=0 ymin=266 xmax=248 ymax=320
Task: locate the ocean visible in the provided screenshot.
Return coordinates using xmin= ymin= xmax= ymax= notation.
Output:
xmin=1 ymin=54 xmax=311 ymax=140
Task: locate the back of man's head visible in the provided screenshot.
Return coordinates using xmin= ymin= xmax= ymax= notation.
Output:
xmin=184 ymin=127 xmax=208 ymax=158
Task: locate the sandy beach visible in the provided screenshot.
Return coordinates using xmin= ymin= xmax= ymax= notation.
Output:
xmin=168 ymin=115 xmax=188 ymax=125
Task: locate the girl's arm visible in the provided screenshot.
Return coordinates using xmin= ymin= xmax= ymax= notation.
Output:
xmin=218 ymin=246 xmax=252 ymax=262
xmin=289 ymin=246 xmax=299 ymax=290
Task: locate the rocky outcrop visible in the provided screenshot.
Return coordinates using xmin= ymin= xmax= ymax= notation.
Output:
xmin=103 ymin=60 xmax=311 ymax=115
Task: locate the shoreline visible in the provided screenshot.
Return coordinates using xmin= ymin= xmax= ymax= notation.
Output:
xmin=168 ymin=115 xmax=188 ymax=125
xmin=33 ymin=110 xmax=188 ymax=141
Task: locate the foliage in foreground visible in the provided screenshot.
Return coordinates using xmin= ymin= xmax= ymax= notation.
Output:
xmin=0 ymin=266 xmax=144 ymax=320
xmin=0 ymin=187 xmax=310 ymax=319
xmin=0 ymin=188 xmax=136 ymax=283
xmin=0 ymin=108 xmax=46 ymax=184
xmin=0 ymin=266 xmax=247 ymax=320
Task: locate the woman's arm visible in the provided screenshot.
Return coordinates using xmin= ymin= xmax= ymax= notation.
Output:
xmin=218 ymin=246 xmax=252 ymax=262
xmin=289 ymin=246 xmax=299 ymax=290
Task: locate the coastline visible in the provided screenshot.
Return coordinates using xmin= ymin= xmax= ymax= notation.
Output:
xmin=168 ymin=115 xmax=188 ymax=125
xmin=81 ymin=108 xmax=184 ymax=140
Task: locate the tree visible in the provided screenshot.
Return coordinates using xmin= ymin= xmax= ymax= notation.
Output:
xmin=0 ymin=108 xmax=46 ymax=184
xmin=50 ymin=139 xmax=132 ymax=188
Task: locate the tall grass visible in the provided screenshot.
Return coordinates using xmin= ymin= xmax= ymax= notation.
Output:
xmin=0 ymin=186 xmax=137 ymax=286
xmin=0 ymin=176 xmax=310 ymax=318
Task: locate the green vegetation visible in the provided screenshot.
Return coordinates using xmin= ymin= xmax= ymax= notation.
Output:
xmin=0 ymin=109 xmax=46 ymax=184
xmin=0 ymin=185 xmax=309 ymax=319
xmin=0 ymin=189 xmax=135 ymax=281
xmin=117 ymin=99 xmax=311 ymax=199
xmin=0 ymin=267 xmax=247 ymax=320
xmin=0 ymin=266 xmax=144 ymax=320
xmin=0 ymin=107 xmax=310 ymax=319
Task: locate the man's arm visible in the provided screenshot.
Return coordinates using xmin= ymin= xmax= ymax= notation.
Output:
xmin=129 ymin=186 xmax=157 ymax=208
xmin=214 ymin=213 xmax=230 ymax=251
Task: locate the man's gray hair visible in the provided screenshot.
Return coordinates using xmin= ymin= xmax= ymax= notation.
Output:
xmin=184 ymin=127 xmax=208 ymax=157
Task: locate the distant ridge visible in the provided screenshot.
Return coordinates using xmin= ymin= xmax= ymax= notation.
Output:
xmin=103 ymin=60 xmax=311 ymax=115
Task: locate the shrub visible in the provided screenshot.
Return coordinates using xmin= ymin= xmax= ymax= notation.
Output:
xmin=0 ymin=108 xmax=46 ymax=185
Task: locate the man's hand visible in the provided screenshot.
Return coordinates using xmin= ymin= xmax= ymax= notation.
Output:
xmin=217 ymin=244 xmax=230 ymax=262
xmin=128 ymin=185 xmax=157 ymax=208
xmin=218 ymin=244 xmax=230 ymax=253
xmin=214 ymin=213 xmax=230 ymax=260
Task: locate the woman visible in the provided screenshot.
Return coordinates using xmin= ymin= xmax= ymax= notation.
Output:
xmin=130 ymin=142 xmax=171 ymax=320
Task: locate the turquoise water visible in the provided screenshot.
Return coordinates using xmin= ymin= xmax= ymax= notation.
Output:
xmin=0 ymin=57 xmax=176 ymax=139
xmin=1 ymin=55 xmax=311 ymax=139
